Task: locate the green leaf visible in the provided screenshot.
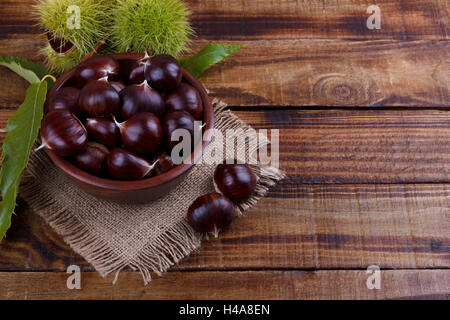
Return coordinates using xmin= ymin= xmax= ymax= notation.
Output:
xmin=0 ymin=53 xmax=48 ymax=84
xmin=0 ymin=80 xmax=48 ymax=241
xmin=179 ymin=43 xmax=243 ymax=78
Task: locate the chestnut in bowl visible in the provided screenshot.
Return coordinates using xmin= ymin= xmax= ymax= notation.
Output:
xmin=165 ymin=83 xmax=203 ymax=120
xmin=44 ymin=53 xmax=214 ymax=204
xmin=47 ymin=87 xmax=80 ymax=113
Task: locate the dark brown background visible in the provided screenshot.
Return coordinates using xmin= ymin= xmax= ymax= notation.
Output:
xmin=0 ymin=0 xmax=449 ymax=299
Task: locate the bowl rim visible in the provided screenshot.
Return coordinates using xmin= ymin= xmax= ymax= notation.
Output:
xmin=45 ymin=53 xmax=214 ymax=191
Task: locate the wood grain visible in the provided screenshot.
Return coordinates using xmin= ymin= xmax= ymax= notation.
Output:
xmin=1 ymin=39 xmax=448 ymax=107
xmin=1 ymin=0 xmax=448 ymax=40
xmin=1 ymin=183 xmax=448 ymax=272
xmin=5 ymin=108 xmax=449 ymax=184
xmin=234 ymin=108 xmax=450 ymax=183
xmin=194 ymin=40 xmax=450 ymax=107
xmin=0 ymin=109 xmax=448 ymax=272
xmin=0 ymin=270 xmax=448 ymax=299
xmin=188 ymin=0 xmax=450 ymax=40
xmin=0 ymin=0 xmax=449 ymax=300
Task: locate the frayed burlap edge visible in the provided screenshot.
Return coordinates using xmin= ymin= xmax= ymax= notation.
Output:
xmin=20 ymin=99 xmax=285 ymax=285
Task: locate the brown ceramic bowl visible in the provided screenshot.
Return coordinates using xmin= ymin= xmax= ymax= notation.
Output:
xmin=45 ymin=53 xmax=214 ymax=204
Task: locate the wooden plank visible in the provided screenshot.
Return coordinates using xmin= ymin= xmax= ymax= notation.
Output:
xmin=0 ymin=39 xmax=448 ymax=107
xmin=0 ymin=270 xmax=448 ymax=299
xmin=4 ymin=108 xmax=448 ymax=184
xmin=0 ymin=109 xmax=448 ymax=270
xmin=193 ymin=39 xmax=450 ymax=107
xmin=0 ymin=110 xmax=450 ymax=270
xmin=189 ymin=0 xmax=450 ymax=40
xmin=1 ymin=0 xmax=448 ymax=40
xmin=1 ymin=183 xmax=448 ymax=271
xmin=233 ymin=108 xmax=450 ymax=183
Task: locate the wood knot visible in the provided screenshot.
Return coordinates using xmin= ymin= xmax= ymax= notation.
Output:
xmin=312 ymin=73 xmax=376 ymax=105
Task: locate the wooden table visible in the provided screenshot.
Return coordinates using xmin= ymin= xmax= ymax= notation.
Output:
xmin=0 ymin=0 xmax=449 ymax=299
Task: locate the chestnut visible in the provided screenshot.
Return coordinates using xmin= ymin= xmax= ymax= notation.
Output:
xmin=165 ymin=83 xmax=203 ymax=120
xmin=187 ymin=193 xmax=236 ymax=236
xmin=154 ymin=151 xmax=176 ymax=175
xmin=214 ymin=162 xmax=257 ymax=203
xmin=74 ymin=56 xmax=119 ymax=87
xmin=109 ymin=81 xmax=126 ymax=93
xmin=78 ymin=77 xmax=121 ymax=117
xmin=47 ymin=87 xmax=80 ymax=113
xmin=162 ymin=111 xmax=196 ymax=150
xmin=47 ymin=32 xmax=74 ymax=55
xmin=127 ymin=52 xmax=151 ymax=84
xmin=128 ymin=63 xmax=145 ymax=85
xmin=145 ymin=54 xmax=182 ymax=93
xmin=114 ymin=113 xmax=162 ymax=156
xmin=107 ymin=148 xmax=156 ymax=180
xmin=73 ymin=142 xmax=108 ymax=174
xmin=86 ymin=117 xmax=121 ymax=147
xmin=119 ymin=80 xmax=165 ymax=120
xmin=40 ymin=110 xmax=88 ymax=157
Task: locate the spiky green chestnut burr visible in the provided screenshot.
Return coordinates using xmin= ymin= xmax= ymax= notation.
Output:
xmin=35 ymin=0 xmax=114 ymax=74
xmin=40 ymin=43 xmax=85 ymax=75
xmin=110 ymin=0 xmax=193 ymax=57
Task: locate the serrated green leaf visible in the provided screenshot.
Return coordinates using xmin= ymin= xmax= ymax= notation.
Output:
xmin=0 ymin=53 xmax=48 ymax=84
xmin=179 ymin=43 xmax=243 ymax=78
xmin=0 ymin=81 xmax=48 ymax=241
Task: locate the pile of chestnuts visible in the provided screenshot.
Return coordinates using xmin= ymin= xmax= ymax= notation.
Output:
xmin=187 ymin=161 xmax=257 ymax=237
xmin=40 ymin=54 xmax=258 ymax=238
xmin=40 ymin=54 xmax=204 ymax=180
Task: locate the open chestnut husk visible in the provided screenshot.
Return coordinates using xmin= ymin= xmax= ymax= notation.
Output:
xmin=145 ymin=54 xmax=182 ymax=93
xmin=162 ymin=111 xmax=196 ymax=150
xmin=78 ymin=77 xmax=121 ymax=117
xmin=165 ymin=83 xmax=203 ymax=120
xmin=47 ymin=32 xmax=74 ymax=56
xmin=47 ymin=87 xmax=80 ymax=113
xmin=86 ymin=117 xmax=121 ymax=148
xmin=74 ymin=56 xmax=119 ymax=87
xmin=119 ymin=80 xmax=165 ymax=120
xmin=73 ymin=142 xmax=108 ymax=174
xmin=40 ymin=110 xmax=88 ymax=157
xmin=187 ymin=193 xmax=236 ymax=236
xmin=214 ymin=162 xmax=257 ymax=203
xmin=107 ymin=148 xmax=156 ymax=180
xmin=115 ymin=113 xmax=162 ymax=156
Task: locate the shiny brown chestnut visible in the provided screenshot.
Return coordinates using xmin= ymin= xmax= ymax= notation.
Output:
xmin=119 ymin=80 xmax=165 ymax=120
xmin=213 ymin=162 xmax=257 ymax=203
xmin=107 ymin=148 xmax=156 ymax=180
xmin=145 ymin=54 xmax=182 ymax=93
xmin=78 ymin=77 xmax=120 ymax=117
xmin=127 ymin=52 xmax=151 ymax=84
xmin=47 ymin=32 xmax=74 ymax=55
xmin=74 ymin=56 xmax=119 ymax=87
xmin=114 ymin=112 xmax=162 ymax=156
xmin=187 ymin=193 xmax=236 ymax=236
xmin=109 ymin=81 xmax=126 ymax=93
xmin=47 ymin=87 xmax=80 ymax=113
xmin=86 ymin=117 xmax=121 ymax=147
xmin=73 ymin=142 xmax=108 ymax=174
xmin=128 ymin=63 xmax=145 ymax=84
xmin=154 ymin=151 xmax=176 ymax=175
xmin=40 ymin=110 xmax=88 ymax=157
xmin=162 ymin=111 xmax=196 ymax=151
xmin=165 ymin=83 xmax=203 ymax=120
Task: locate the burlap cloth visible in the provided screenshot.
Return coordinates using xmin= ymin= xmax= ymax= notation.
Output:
xmin=20 ymin=99 xmax=285 ymax=285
